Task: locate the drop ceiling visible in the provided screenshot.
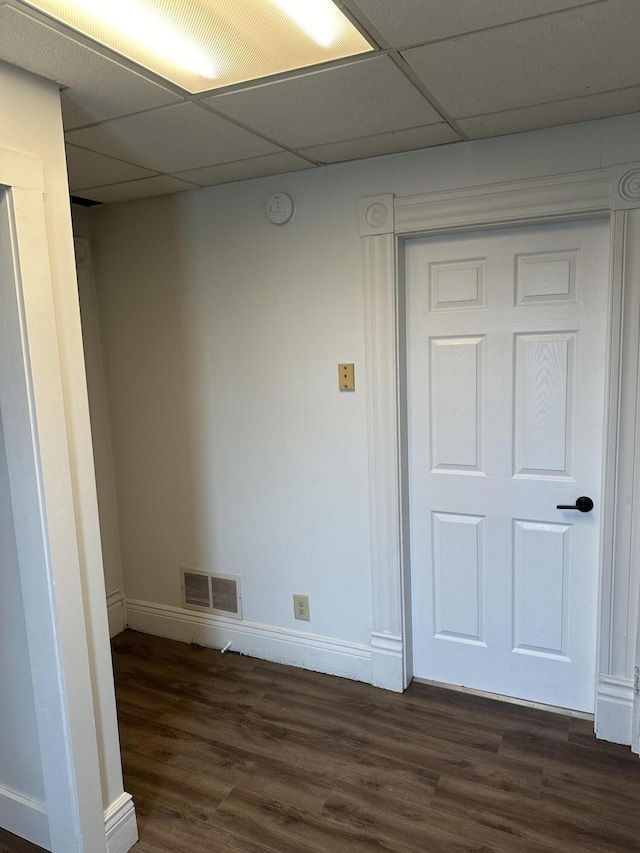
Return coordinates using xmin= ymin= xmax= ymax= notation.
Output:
xmin=0 ymin=0 xmax=638 ymax=204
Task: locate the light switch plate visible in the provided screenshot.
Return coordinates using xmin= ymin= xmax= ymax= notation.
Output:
xmin=339 ymin=363 xmax=355 ymax=391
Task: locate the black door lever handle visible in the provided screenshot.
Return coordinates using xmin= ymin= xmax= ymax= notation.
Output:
xmin=556 ymin=496 xmax=594 ymax=512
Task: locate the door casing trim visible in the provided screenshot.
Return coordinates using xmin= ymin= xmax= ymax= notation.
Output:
xmin=361 ymin=165 xmax=640 ymax=745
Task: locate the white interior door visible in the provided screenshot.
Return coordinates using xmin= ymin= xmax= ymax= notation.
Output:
xmin=406 ymin=218 xmax=610 ymax=713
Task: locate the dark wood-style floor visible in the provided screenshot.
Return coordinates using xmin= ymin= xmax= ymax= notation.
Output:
xmin=3 ymin=629 xmax=640 ymax=852
xmin=115 ymin=630 xmax=640 ymax=852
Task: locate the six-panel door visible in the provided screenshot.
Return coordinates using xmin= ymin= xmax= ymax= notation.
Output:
xmin=406 ymin=219 xmax=610 ymax=712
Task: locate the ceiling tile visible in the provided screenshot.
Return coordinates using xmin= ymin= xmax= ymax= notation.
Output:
xmin=65 ymin=103 xmax=282 ymax=173
xmin=346 ymin=0 xmax=596 ymax=48
xmin=175 ymin=152 xmax=315 ymax=187
xmin=75 ymin=176 xmax=199 ymax=204
xmin=0 ymin=4 xmax=180 ymax=129
xmin=66 ymin=144 xmax=158 ymax=191
xmin=301 ymin=122 xmax=460 ymax=163
xmin=601 ymin=113 xmax=640 ymax=168
xmin=458 ymin=87 xmax=640 ymax=140
xmin=203 ymin=56 xmax=442 ymax=149
xmin=401 ymin=0 xmax=640 ymax=119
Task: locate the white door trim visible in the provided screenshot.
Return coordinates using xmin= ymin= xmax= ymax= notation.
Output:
xmin=0 ymin=146 xmax=109 ymax=850
xmin=361 ymin=165 xmax=640 ymax=745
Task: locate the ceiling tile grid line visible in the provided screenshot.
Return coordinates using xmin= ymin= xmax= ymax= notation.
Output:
xmin=57 ymin=51 xmax=401 ymax=135
xmin=62 ymin=95 xmax=326 ymax=168
xmin=202 ymin=55 xmax=445 ymax=150
xmin=336 ymin=0 xmax=392 ymax=49
xmin=194 ymin=100 xmax=325 ymax=166
xmin=387 ymin=51 xmax=469 ymax=141
xmin=299 ymin=122 xmax=461 ymax=164
xmin=400 ymin=0 xmax=640 ymax=120
xmin=170 ymin=151 xmax=318 ymax=187
xmin=459 ymin=84 xmax=640 ymax=123
xmin=189 ymin=50 xmax=395 ymax=100
xmin=458 ymin=87 xmax=640 ymax=140
xmin=65 ymin=102 xmax=288 ymax=175
xmin=343 ymin=0 xmax=609 ymax=51
xmin=333 ymin=0 xmax=385 ymax=49
xmin=65 ymin=142 xmax=163 ymax=191
xmin=77 ymin=175 xmax=203 ymax=204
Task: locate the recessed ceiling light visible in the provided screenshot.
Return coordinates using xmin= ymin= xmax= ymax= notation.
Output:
xmin=22 ymin=0 xmax=374 ymax=94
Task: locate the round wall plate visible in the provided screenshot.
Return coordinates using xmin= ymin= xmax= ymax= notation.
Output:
xmin=266 ymin=192 xmax=295 ymax=225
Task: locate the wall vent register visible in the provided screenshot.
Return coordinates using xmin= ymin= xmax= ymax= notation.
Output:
xmin=180 ymin=567 xmax=243 ymax=619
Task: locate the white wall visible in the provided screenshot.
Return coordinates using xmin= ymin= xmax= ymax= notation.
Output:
xmin=73 ymin=205 xmax=126 ymax=638
xmin=90 ymin=114 xmax=640 ymax=680
xmin=0 ymin=60 xmax=133 ymax=850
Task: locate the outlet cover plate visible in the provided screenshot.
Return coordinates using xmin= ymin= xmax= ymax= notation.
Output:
xmin=293 ymin=593 xmax=310 ymax=621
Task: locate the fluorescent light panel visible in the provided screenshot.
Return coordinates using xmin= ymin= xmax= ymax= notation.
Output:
xmin=24 ymin=0 xmax=373 ymax=93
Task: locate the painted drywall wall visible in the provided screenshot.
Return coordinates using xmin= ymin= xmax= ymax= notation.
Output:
xmin=73 ymin=205 xmax=126 ymax=637
xmin=0 ymin=59 xmax=129 ymax=845
xmin=0 ymin=410 xmax=46 ymax=810
xmin=90 ymin=114 xmax=640 ymax=673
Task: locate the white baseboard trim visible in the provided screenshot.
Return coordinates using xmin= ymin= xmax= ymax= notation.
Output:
xmin=0 ymin=786 xmax=49 ymax=851
xmin=107 ymin=591 xmax=126 ymax=638
xmin=371 ymin=632 xmax=406 ymax=692
xmin=105 ymin=791 xmax=137 ymax=853
xmin=595 ymin=676 xmax=634 ymax=744
xmin=125 ymin=599 xmax=372 ymax=684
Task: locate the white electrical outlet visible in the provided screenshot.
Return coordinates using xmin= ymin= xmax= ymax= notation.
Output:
xmin=293 ymin=594 xmax=310 ymax=621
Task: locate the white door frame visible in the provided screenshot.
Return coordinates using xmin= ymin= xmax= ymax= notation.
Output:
xmin=0 ymin=145 xmax=108 ymax=850
xmin=361 ymin=165 xmax=640 ymax=745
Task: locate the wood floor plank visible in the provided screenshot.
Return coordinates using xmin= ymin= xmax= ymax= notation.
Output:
xmin=408 ymin=682 xmax=573 ymax=742
xmin=500 ymin=728 xmax=640 ymax=782
xmin=541 ymin=767 xmax=640 ymax=815
xmin=122 ymin=751 xmax=233 ymax=821
xmin=430 ymin=773 xmax=640 ymax=853
xmin=0 ymin=830 xmax=47 ymax=853
xmin=322 ymin=781 xmax=555 ymax=853
xmin=158 ymin=693 xmax=542 ymax=805
xmin=246 ymin=662 xmax=572 ymax=740
xmin=241 ymin=701 xmax=542 ymax=796
xmin=248 ymin=691 xmax=502 ymax=758
xmin=134 ymin=796 xmax=279 ymax=853
xmin=120 ymin=711 xmax=335 ymax=813
xmin=157 ymin=698 xmax=444 ymax=807
xmin=112 ymin=651 xmax=260 ymax=703
xmin=208 ymin=786 xmax=437 ymax=853
xmin=257 ymin=687 xmax=504 ymax=754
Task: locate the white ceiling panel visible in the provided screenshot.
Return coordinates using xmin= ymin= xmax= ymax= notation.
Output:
xmin=66 ymin=144 xmax=158 ymax=191
xmin=76 ymin=176 xmax=200 ymax=204
xmin=175 ymin=151 xmax=315 ymax=187
xmin=65 ymin=103 xmax=282 ymax=173
xmin=204 ymin=56 xmax=442 ymax=149
xmin=301 ymin=122 xmax=460 ymax=163
xmin=0 ymin=4 xmax=181 ymax=129
xmin=459 ymin=87 xmax=640 ymax=140
xmin=346 ymin=0 xmax=596 ymax=48
xmin=402 ymin=0 xmax=640 ymax=119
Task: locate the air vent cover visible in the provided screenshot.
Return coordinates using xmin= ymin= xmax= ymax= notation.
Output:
xmin=183 ymin=570 xmax=211 ymax=609
xmin=180 ymin=567 xmax=242 ymax=619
